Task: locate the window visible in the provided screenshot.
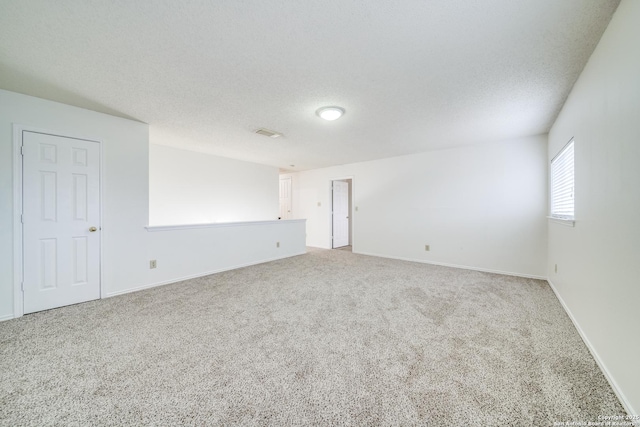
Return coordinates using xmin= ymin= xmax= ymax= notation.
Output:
xmin=550 ymin=139 xmax=575 ymax=220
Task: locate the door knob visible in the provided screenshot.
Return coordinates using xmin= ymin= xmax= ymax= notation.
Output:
xmin=89 ymin=227 xmax=97 ymax=232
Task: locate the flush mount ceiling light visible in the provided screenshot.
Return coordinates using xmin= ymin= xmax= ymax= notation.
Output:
xmin=316 ymin=106 xmax=345 ymax=121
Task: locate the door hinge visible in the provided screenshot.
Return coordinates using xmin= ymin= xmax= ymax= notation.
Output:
xmin=20 ymin=214 xmax=24 ymax=223
xmin=21 ymin=282 xmax=24 ymax=292
xmin=20 ymin=146 xmax=25 ymax=155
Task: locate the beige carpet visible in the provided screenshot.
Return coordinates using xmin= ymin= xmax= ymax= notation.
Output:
xmin=0 ymin=249 xmax=626 ymax=426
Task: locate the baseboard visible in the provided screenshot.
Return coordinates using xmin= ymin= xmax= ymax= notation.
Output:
xmin=353 ymin=251 xmax=547 ymax=280
xmin=0 ymin=313 xmax=16 ymax=323
xmin=547 ymin=279 xmax=635 ymax=416
xmin=104 ymin=251 xmax=307 ymax=298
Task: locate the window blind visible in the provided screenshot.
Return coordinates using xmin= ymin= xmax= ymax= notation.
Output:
xmin=550 ymin=139 xmax=575 ymax=219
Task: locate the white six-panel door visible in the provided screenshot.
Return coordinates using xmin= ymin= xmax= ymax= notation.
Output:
xmin=332 ymin=180 xmax=349 ymax=248
xmin=22 ymin=131 xmax=101 ymax=314
xmin=279 ymin=177 xmax=292 ymax=219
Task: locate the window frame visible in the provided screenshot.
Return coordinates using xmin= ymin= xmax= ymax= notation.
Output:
xmin=550 ymin=138 xmax=575 ymax=222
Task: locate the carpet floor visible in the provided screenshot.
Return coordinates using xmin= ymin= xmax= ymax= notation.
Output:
xmin=0 ymin=248 xmax=626 ymax=426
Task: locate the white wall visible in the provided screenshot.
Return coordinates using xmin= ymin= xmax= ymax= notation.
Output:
xmin=0 ymin=90 xmax=307 ymax=320
xmin=138 ymin=220 xmax=306 ymax=296
xmin=150 ymin=145 xmax=279 ymax=225
xmin=547 ymin=0 xmax=639 ymax=414
xmin=291 ymin=135 xmax=548 ymax=278
xmin=0 ymin=89 xmax=150 ymax=318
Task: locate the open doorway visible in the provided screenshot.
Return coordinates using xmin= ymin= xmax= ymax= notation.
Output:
xmin=331 ymin=178 xmax=352 ymax=251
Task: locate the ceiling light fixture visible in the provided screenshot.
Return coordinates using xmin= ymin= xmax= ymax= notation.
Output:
xmin=316 ymin=106 xmax=345 ymax=121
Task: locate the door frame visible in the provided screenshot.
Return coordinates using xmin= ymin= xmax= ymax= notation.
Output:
xmin=330 ymin=176 xmax=354 ymax=249
xmin=279 ymin=175 xmax=292 ymax=219
xmin=12 ymin=124 xmax=104 ymax=318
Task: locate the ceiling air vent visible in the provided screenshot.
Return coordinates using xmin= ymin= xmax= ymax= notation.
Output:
xmin=255 ymin=128 xmax=282 ymax=138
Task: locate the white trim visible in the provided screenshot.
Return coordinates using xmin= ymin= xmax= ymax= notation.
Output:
xmin=354 ymin=250 xmax=547 ymax=280
xmin=547 ymin=216 xmax=576 ymax=227
xmin=145 ymin=218 xmax=305 ymax=232
xmin=547 ymin=279 xmax=635 ymax=416
xmin=104 ymin=251 xmax=307 ymax=297
xmin=12 ymin=125 xmax=24 ymax=318
xmin=12 ymin=124 xmax=104 ymax=319
xmin=0 ymin=314 xmax=15 ymax=323
xmin=99 ymin=138 xmax=104 ymax=299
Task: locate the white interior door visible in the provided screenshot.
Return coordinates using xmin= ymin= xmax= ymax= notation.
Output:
xmin=332 ymin=180 xmax=349 ymax=248
xmin=22 ymin=131 xmax=101 ymax=314
xmin=279 ymin=177 xmax=292 ymax=219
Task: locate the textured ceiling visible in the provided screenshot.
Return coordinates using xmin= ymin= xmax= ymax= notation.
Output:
xmin=0 ymin=0 xmax=620 ymax=171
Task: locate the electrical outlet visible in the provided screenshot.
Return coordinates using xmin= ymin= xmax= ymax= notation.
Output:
xmin=150 ymin=260 xmax=157 ymax=269
xmin=425 ymin=245 xmax=430 ymax=251
xmin=317 ymin=202 xmax=321 ymax=207
xmin=355 ymin=206 xmax=359 ymax=211
xmin=276 ymin=242 xmax=280 ymax=248
xmin=554 ymin=264 xmax=557 ymax=273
